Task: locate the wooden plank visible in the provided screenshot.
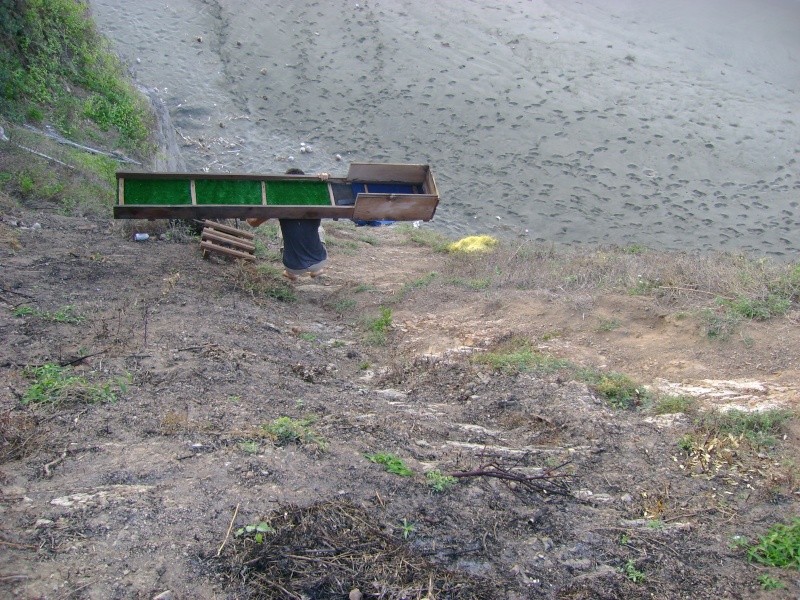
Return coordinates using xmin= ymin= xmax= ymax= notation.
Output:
xmin=200 ymin=240 xmax=255 ymax=260
xmin=201 ymin=220 xmax=255 ymax=239
xmin=201 ymin=230 xmax=256 ymax=252
xmin=114 ymin=205 xmax=356 ymax=220
xmin=190 ymin=180 xmax=197 ymax=205
xmin=118 ymin=177 xmax=125 ymax=205
xmin=352 ymin=194 xmax=438 ymax=221
xmin=117 ymin=171 xmax=328 ymax=182
xmin=346 ymin=163 xmax=429 ymax=184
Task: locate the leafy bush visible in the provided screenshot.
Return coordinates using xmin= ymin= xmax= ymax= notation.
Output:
xmin=747 ymin=518 xmax=800 ymax=569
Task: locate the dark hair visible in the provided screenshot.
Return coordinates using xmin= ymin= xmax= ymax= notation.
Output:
xmin=285 ymin=168 xmax=305 ymax=175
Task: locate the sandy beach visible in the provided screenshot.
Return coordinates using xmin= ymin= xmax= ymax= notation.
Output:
xmin=88 ymin=0 xmax=800 ymax=257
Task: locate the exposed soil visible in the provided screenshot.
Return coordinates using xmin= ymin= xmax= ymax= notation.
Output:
xmin=1 ymin=207 xmax=798 ymax=599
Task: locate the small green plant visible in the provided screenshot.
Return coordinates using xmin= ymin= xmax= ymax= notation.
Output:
xmin=588 ymin=371 xmax=645 ymax=409
xmin=426 ymin=470 xmax=457 ymax=493
xmin=747 ymin=518 xmax=800 ymax=569
xmin=235 ymin=521 xmax=274 ymax=544
xmin=298 ymin=332 xmax=317 ymax=342
xmin=23 ymin=363 xmax=127 ymax=405
xmin=473 ymin=338 xmax=570 ymax=375
xmin=331 ymin=298 xmax=356 ymax=314
xmin=365 ymin=307 xmax=392 ymax=345
xmin=622 ymin=243 xmax=646 ymax=254
xmin=262 ymin=416 xmax=326 ymax=451
xmin=366 ymin=452 xmax=413 ymax=477
xmin=400 ymin=518 xmax=415 ymax=539
xmin=239 ymin=440 xmax=259 ymax=454
xmin=629 ymin=277 xmax=659 ymax=296
xmin=596 ymin=318 xmax=621 ymax=332
xmin=395 ymin=272 xmax=437 ymax=300
xmin=678 ymin=434 xmax=695 ymax=452
xmin=757 ymin=574 xmax=786 ymax=590
xmin=730 ymin=535 xmax=749 ymax=550
xmin=703 ymin=307 xmax=741 ymax=339
xmin=622 ymin=559 xmax=645 ymax=583
xmin=653 ymin=394 xmax=696 ymax=415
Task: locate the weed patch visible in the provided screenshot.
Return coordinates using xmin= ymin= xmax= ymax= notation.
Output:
xmin=231 ymin=263 xmax=296 ymax=303
xmin=698 ymin=408 xmax=792 ymax=448
xmin=364 ymin=307 xmax=392 ymax=345
xmin=366 ymin=452 xmax=413 ymax=476
xmin=23 ymin=363 xmax=128 ymax=405
xmin=261 ymin=416 xmax=326 ymax=451
xmin=13 ymin=304 xmax=85 ymax=324
xmin=747 ymin=518 xmax=800 ymax=569
xmin=652 ymin=394 xmax=697 ymax=415
xmin=426 ymin=470 xmax=458 ymax=493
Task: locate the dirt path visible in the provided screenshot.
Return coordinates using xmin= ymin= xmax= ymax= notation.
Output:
xmin=1 ymin=213 xmax=798 ymax=599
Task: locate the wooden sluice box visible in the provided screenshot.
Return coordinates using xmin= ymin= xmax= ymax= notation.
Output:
xmin=113 ymin=163 xmax=439 ymax=222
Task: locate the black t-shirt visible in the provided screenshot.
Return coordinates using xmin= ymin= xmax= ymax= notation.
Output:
xmin=279 ymin=219 xmax=327 ymax=270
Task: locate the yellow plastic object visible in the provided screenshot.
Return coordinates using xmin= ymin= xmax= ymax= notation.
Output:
xmin=447 ymin=235 xmax=498 ymax=253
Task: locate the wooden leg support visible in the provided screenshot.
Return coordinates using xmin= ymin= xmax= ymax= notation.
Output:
xmin=200 ymin=221 xmax=256 ymax=261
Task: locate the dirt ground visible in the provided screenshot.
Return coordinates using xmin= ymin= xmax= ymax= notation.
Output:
xmin=1 ymin=207 xmax=798 ymax=599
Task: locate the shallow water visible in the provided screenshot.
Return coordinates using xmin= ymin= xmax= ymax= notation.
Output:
xmin=89 ymin=0 xmax=800 ymax=258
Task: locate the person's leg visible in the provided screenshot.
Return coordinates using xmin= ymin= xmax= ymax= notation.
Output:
xmin=283 ymin=258 xmax=328 ymax=280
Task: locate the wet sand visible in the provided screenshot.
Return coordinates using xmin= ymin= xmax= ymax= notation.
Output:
xmin=88 ymin=0 xmax=800 ymax=257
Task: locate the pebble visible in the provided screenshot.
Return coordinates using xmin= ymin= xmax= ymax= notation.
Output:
xmin=152 ymin=592 xmax=174 ymax=600
xmin=349 ymin=590 xmax=362 ymax=600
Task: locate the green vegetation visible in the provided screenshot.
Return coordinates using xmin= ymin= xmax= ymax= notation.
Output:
xmin=238 ymin=440 xmax=259 ymax=454
xmin=0 ymin=0 xmax=153 ymax=153
xmin=366 ymin=452 xmax=413 ymax=477
xmin=399 ymin=225 xmax=451 ymax=252
xmin=585 ymin=371 xmax=645 ymax=410
xmin=23 ymin=363 xmax=128 ymax=405
xmin=232 ymin=263 xmax=296 ymax=303
xmin=757 ymin=574 xmax=786 ymax=591
xmin=445 ymin=275 xmax=492 ymax=291
xmin=12 ymin=304 xmax=85 ymax=324
xmin=596 ymin=318 xmax=621 ymax=332
xmin=426 ymin=470 xmax=457 ymax=493
xmin=262 ymin=416 xmax=326 ymax=451
xmin=698 ymin=408 xmax=792 ymax=449
xmin=652 ymin=394 xmax=697 ymax=415
xmin=472 ymin=337 xmax=570 ymax=374
xmin=365 ymin=307 xmax=392 ymax=345
xmin=472 ymin=337 xmax=645 ymax=408
xmin=747 ymin=518 xmax=800 ymax=569
xmin=399 ymin=518 xmax=415 ymax=539
xmin=622 ymin=559 xmax=645 ymax=583
xmin=395 ymin=272 xmax=437 ymax=301
xmin=330 ymin=298 xmax=356 ymax=314
xmin=235 ymin=521 xmax=274 ymax=544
